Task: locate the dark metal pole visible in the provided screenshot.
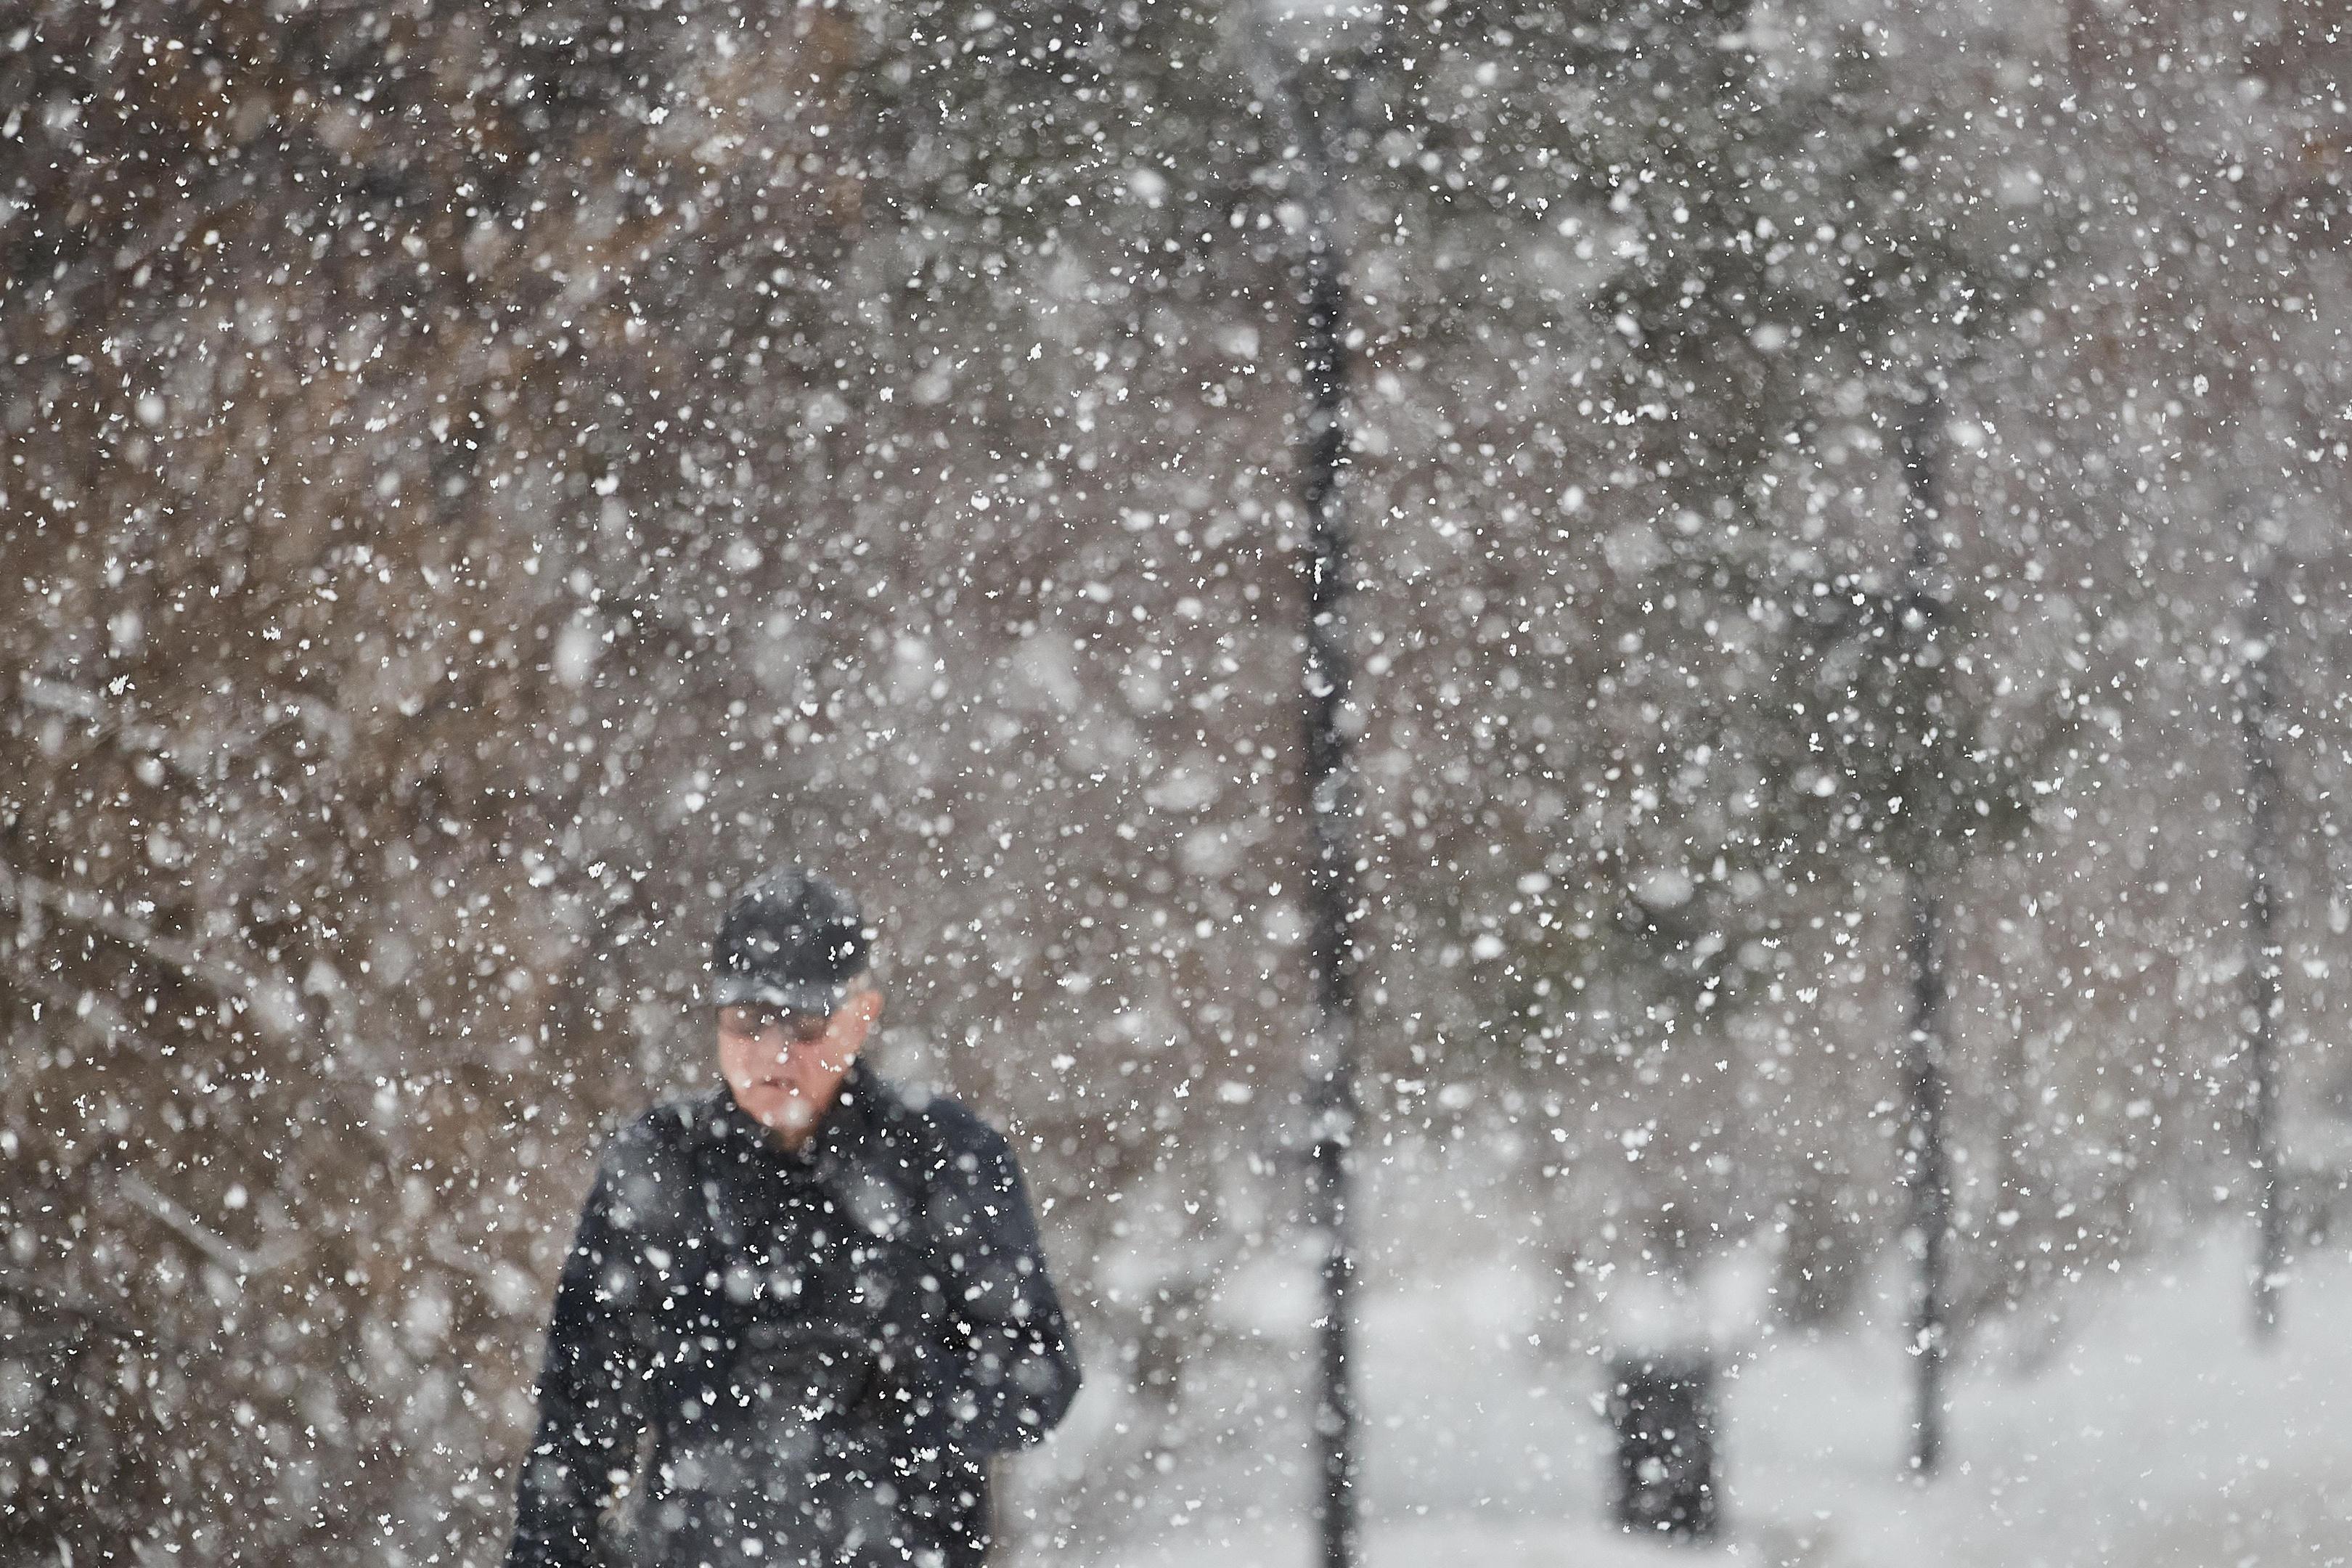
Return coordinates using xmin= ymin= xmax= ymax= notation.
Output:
xmin=2242 ymin=558 xmax=2285 ymax=1339
xmin=1296 ymin=151 xmax=1363 ymax=1568
xmin=1249 ymin=21 xmax=1389 ymax=1561
xmin=1898 ymin=388 xmax=1951 ymax=1477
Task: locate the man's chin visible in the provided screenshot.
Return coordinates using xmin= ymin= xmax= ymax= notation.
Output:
xmin=754 ymin=1095 xmax=818 ymax=1134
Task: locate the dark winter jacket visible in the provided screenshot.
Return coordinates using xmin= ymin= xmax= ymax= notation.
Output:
xmin=505 ymin=1061 xmax=1080 ymax=1568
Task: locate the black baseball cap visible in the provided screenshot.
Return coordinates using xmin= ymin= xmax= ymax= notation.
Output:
xmin=710 ymin=866 xmax=872 ymax=1013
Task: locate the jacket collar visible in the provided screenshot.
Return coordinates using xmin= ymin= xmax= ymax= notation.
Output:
xmin=804 ymin=1056 xmax=889 ymax=1187
xmin=702 ymin=1056 xmax=893 ymax=1185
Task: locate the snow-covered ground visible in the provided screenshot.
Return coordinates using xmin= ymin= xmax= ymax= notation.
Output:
xmin=1042 ymin=1231 xmax=2352 ymax=1567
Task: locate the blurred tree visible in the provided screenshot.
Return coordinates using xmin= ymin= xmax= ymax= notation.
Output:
xmin=1265 ymin=0 xmax=2075 ymax=1328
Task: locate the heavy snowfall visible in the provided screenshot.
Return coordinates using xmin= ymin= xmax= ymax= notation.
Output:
xmin=1 ymin=0 xmax=2348 ymax=1564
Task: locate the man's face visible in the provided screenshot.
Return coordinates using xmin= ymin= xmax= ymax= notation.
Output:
xmin=716 ymin=987 xmax=881 ymax=1143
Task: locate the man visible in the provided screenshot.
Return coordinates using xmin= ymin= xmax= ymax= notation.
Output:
xmin=507 ymin=867 xmax=1081 ymax=1568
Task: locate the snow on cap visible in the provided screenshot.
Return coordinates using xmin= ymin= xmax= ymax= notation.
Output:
xmin=709 ymin=865 xmax=872 ymax=1013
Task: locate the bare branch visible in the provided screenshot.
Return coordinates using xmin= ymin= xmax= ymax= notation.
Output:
xmin=0 ymin=861 xmax=309 ymax=1044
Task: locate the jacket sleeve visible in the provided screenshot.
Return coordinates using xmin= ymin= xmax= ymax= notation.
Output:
xmin=921 ymin=1123 xmax=1082 ymax=1455
xmin=505 ymin=1122 xmax=672 ymax=1568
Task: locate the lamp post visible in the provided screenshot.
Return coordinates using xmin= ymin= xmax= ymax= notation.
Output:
xmin=1898 ymin=385 xmax=1951 ymax=1477
xmin=1298 ymin=255 xmax=1362 ymax=1568
xmin=1250 ymin=12 xmax=1371 ymax=1564
xmin=2240 ymin=553 xmax=2284 ymax=1339
xmin=1294 ymin=95 xmax=1365 ymax=1568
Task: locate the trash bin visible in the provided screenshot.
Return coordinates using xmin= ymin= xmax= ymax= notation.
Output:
xmin=1605 ymin=1352 xmax=1718 ymax=1540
